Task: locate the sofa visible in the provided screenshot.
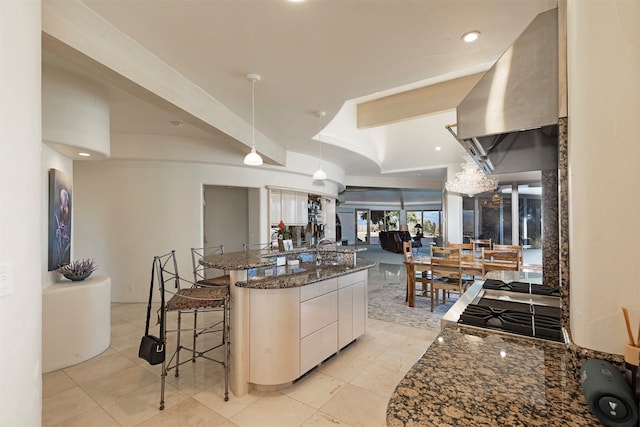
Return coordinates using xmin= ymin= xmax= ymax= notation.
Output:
xmin=379 ymin=231 xmax=412 ymax=253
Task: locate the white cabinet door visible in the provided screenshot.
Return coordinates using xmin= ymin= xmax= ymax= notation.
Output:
xmin=352 ymin=281 xmax=366 ymax=339
xmin=270 ymin=190 xmax=281 ymax=226
xmin=296 ymin=193 xmax=309 ymax=225
xmin=281 ymin=191 xmax=296 ymax=225
xmin=300 ymin=322 xmax=338 ymax=375
xmin=338 ymin=286 xmax=353 ymax=349
xmin=249 ymin=287 xmax=300 ymax=385
xmin=300 ymin=291 xmax=337 ymax=338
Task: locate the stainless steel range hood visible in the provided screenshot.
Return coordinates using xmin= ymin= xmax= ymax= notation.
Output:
xmin=452 ymin=8 xmax=559 ymax=175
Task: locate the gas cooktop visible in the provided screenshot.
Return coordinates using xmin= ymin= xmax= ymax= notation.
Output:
xmin=456 ymin=279 xmax=564 ymax=342
xmin=482 ymin=279 xmax=561 ymax=296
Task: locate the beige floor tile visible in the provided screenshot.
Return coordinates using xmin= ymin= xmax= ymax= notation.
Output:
xmin=136 ymin=397 xmax=226 ymax=427
xmin=319 ymin=384 xmax=388 ymax=427
xmin=281 ymin=372 xmax=346 ymax=409
xmin=162 ymin=356 xmax=227 ymax=396
xmin=81 ymin=364 xmax=159 ymax=405
xmin=317 ymin=354 xmax=367 ymax=383
xmin=43 ymin=259 xmax=445 ymax=427
xmin=43 ymin=370 xmax=76 ymax=399
xmin=230 ymin=392 xmax=315 ymax=427
xmin=52 ymin=406 xmax=119 ymax=427
xmin=110 ymin=322 xmax=144 ymax=352
xmin=42 ymin=387 xmax=98 ymax=427
xmin=193 ymin=389 xmax=264 ymax=420
xmin=370 ymin=345 xmax=423 ymax=374
xmin=302 ymin=411 xmax=353 ymax=426
xmin=101 ymin=381 xmax=189 ymax=426
xmin=349 ymin=363 xmax=406 ymax=399
xmin=63 ymin=349 xmax=137 ymax=386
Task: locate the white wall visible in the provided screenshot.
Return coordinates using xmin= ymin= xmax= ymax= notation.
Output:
xmin=74 ymin=154 xmax=340 ymax=302
xmin=568 ymin=0 xmax=640 ymax=353
xmin=0 ymin=0 xmax=43 ymax=424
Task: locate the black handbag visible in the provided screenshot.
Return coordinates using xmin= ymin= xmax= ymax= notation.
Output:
xmin=139 ymin=259 xmax=166 ymax=365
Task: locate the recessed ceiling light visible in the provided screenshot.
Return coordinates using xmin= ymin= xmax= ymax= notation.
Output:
xmin=435 ymin=146 xmax=441 ymax=151
xmin=78 ymin=152 xmax=91 ymax=157
xmin=462 ymin=31 xmax=480 ymax=43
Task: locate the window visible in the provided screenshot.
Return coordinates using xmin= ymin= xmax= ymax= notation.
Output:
xmin=407 ymin=210 xmax=442 ymax=240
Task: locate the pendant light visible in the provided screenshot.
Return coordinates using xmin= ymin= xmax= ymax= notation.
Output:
xmin=312 ymin=110 xmax=327 ymax=180
xmin=244 ymin=73 xmax=263 ymax=166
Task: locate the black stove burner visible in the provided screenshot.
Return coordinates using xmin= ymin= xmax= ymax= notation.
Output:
xmin=458 ymin=302 xmax=563 ymax=342
xmin=482 ymin=279 xmax=561 ymax=296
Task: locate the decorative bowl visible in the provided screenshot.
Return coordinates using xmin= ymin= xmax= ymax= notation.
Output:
xmin=56 ymin=258 xmax=98 ymax=282
xmin=62 ymin=271 xmax=94 ymax=281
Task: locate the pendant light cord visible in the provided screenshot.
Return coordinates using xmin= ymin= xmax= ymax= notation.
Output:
xmin=251 ymin=78 xmax=255 ymax=149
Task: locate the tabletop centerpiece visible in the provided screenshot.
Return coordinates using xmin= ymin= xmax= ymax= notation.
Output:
xmin=277 ymin=220 xmax=292 ymax=251
xmin=56 ymin=258 xmax=98 ymax=281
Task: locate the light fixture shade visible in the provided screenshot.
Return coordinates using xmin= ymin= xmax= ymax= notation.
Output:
xmin=244 ymin=147 xmax=263 ymax=166
xmin=312 ymin=168 xmax=327 ymax=180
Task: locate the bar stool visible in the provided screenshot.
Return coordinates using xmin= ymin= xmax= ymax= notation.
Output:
xmin=154 ymin=250 xmax=229 ymax=409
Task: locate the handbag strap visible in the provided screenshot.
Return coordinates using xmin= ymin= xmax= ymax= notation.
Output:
xmin=144 ymin=258 xmax=156 ymax=336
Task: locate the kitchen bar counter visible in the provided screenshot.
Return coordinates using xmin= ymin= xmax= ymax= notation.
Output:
xmin=235 ymin=260 xmax=375 ymax=289
xmin=386 ymin=326 xmax=599 ymax=426
xmin=200 ymin=246 xmax=367 ymax=270
xmin=198 ymin=247 xmax=374 ymax=398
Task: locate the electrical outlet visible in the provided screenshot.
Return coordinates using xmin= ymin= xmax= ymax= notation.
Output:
xmin=0 ymin=263 xmax=14 ymax=297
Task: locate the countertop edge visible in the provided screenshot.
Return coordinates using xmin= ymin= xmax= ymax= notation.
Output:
xmin=235 ymin=260 xmax=376 ymax=289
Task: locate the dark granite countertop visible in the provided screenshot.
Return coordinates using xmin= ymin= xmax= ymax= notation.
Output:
xmin=235 ymin=259 xmax=375 ymax=289
xmin=200 ymin=246 xmax=367 ymax=270
xmin=387 ymin=326 xmax=600 ymax=426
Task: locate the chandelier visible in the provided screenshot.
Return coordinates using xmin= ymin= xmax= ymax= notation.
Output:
xmin=482 ymin=192 xmax=502 ymax=209
xmin=445 ymin=154 xmax=498 ymax=197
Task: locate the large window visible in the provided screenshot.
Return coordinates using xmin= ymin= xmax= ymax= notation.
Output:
xmin=356 ymin=209 xmax=400 ymax=244
xmin=407 ymin=210 xmax=442 ymax=240
xmin=462 ymin=184 xmax=541 ymax=249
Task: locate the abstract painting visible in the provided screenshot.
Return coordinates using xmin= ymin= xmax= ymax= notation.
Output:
xmin=48 ymin=168 xmax=72 ymax=271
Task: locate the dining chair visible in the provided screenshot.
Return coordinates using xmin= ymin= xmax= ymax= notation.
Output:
xmin=448 ymin=242 xmax=474 ymax=261
xmin=429 ymin=246 xmax=470 ymax=312
xmin=402 ymin=241 xmax=429 ymax=304
xmin=481 ymin=248 xmax=520 ymax=275
xmin=471 ymin=238 xmax=492 ymax=259
xmin=493 ymin=244 xmax=524 ymax=270
xmin=154 ymin=250 xmax=229 ymax=410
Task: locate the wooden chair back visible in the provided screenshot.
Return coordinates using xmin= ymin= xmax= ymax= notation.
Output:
xmin=448 ymin=243 xmax=474 ymax=260
xmin=429 ymin=246 xmax=465 ymax=312
xmin=471 ymin=238 xmax=492 ymax=253
xmin=481 ymin=248 xmax=520 ymax=275
xmin=493 ymin=244 xmax=524 ymax=270
xmin=402 ymin=240 xmax=413 ymax=262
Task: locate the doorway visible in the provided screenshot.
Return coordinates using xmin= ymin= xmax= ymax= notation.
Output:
xmin=203 ymin=186 xmax=249 ymax=253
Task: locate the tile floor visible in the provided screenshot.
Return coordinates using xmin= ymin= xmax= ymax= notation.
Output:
xmin=43 ymin=261 xmax=439 ymax=427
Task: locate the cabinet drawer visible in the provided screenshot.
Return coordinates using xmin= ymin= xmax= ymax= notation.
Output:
xmin=300 ymin=291 xmax=337 ymax=338
xmin=300 ymin=322 xmax=338 ymax=374
xmin=300 ymin=278 xmax=337 ymax=302
xmin=338 ymin=270 xmax=365 ymax=288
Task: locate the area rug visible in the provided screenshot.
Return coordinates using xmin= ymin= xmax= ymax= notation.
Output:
xmin=368 ymin=282 xmax=458 ymax=331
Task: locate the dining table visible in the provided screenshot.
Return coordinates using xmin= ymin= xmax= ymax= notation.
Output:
xmin=404 ymin=256 xmax=483 ymax=307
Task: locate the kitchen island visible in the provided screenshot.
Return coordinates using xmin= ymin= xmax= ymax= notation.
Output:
xmin=201 ymin=247 xmax=374 ymax=397
xmin=386 ymin=326 xmax=600 ymax=426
